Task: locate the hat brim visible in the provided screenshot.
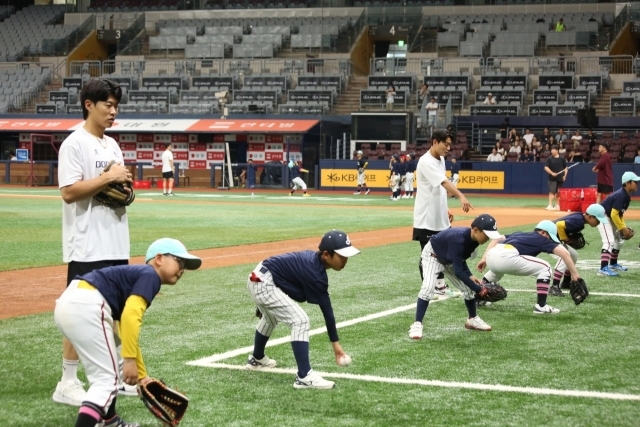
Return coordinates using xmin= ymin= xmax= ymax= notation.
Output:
xmin=171 ymin=252 xmax=202 ymax=270
xmin=549 ymin=234 xmax=560 ymax=243
xmin=483 ymin=230 xmax=502 ymax=239
xmin=335 ymin=246 xmax=361 ymax=257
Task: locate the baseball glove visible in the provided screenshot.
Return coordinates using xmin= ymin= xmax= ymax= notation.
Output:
xmin=565 ymin=232 xmax=587 ymax=250
xmin=255 ymin=307 xmax=263 ymax=318
xmin=617 ymin=228 xmax=635 ymax=240
xmin=569 ymin=278 xmax=589 ymax=306
xmin=476 ymin=282 xmax=508 ymax=303
xmin=138 ymin=379 xmax=189 ymax=426
xmin=93 ymin=160 xmax=135 ymax=209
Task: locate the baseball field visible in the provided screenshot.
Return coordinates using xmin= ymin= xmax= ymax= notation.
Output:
xmin=1 ymin=187 xmax=639 ymax=427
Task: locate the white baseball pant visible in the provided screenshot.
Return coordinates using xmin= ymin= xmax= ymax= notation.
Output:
xmin=451 ymin=173 xmax=459 ymax=187
xmin=404 ymin=172 xmax=414 ymax=192
xmin=418 ymin=242 xmax=475 ymax=301
xmin=54 ymin=280 xmax=119 ymax=414
xmin=390 ymin=174 xmax=400 ymax=192
xmin=484 ymin=244 xmax=552 ymax=283
xmin=552 ymin=244 xmax=578 ymax=274
xmin=247 ymin=264 xmax=310 ymax=342
xmin=291 ymin=177 xmax=307 ymax=191
xmin=357 ymin=170 xmax=366 ymax=186
xmin=597 ymin=220 xmax=623 ymax=253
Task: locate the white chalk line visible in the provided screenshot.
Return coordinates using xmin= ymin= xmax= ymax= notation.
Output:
xmin=506 ymin=289 xmax=640 ymax=298
xmin=203 ymin=363 xmax=640 ymax=401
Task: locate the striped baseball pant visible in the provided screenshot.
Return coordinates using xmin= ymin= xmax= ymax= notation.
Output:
xmin=484 ymin=244 xmax=552 ymax=283
xmin=247 ymin=264 xmax=310 ymax=342
xmin=597 ymin=220 xmax=624 ymax=254
xmin=553 ymin=244 xmax=578 ymax=275
xmin=418 ymin=242 xmax=476 ymax=301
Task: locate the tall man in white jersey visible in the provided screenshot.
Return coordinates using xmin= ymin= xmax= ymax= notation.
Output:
xmin=161 ymin=142 xmax=175 ymax=196
xmin=55 ymin=78 xmax=134 ymax=407
xmin=413 ymin=130 xmax=473 ymax=296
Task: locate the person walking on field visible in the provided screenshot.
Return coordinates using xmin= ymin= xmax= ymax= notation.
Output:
xmin=161 ymin=142 xmax=175 ymax=196
xmin=55 ymin=78 xmax=135 ymax=407
xmin=544 ymin=144 xmax=567 ymax=211
xmin=592 ymin=141 xmax=613 ymax=204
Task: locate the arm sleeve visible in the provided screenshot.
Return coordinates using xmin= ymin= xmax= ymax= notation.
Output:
xmin=318 ymin=302 xmax=339 ymax=342
xmin=556 ymin=220 xmax=569 ymax=241
xmin=595 ymin=156 xmax=605 ymax=170
xmin=120 ymin=295 xmax=149 ymax=379
xmin=453 ymin=262 xmax=482 ymax=292
xmin=610 ymin=208 xmax=626 ymax=230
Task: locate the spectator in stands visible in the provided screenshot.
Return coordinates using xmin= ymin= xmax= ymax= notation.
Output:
xmin=592 ymin=141 xmax=613 ymax=203
xmin=571 ymin=129 xmax=582 ymax=149
xmin=495 ymin=140 xmax=506 ymax=158
xmin=519 ymin=147 xmax=534 ymax=162
xmin=483 ymin=93 xmax=496 ymax=105
xmin=555 ymin=128 xmax=567 ymax=143
xmin=446 ymin=124 xmax=454 ymax=135
xmin=548 ymin=136 xmax=557 ymax=147
xmin=540 ymin=127 xmax=552 ymax=144
xmin=460 ymin=148 xmax=472 ymax=161
xmin=529 ymin=135 xmax=540 ymax=149
xmin=586 ymin=128 xmax=597 ymax=151
xmin=523 ymin=128 xmax=534 ymax=146
xmin=635 ymin=148 xmax=640 ymax=164
xmin=513 ymin=135 xmax=523 ymax=150
xmin=555 ymin=18 xmax=566 ymax=32
xmin=499 ymin=118 xmax=509 ymax=139
xmin=531 ymin=140 xmax=543 ymax=161
xmin=425 ymin=96 xmax=438 ymax=134
xmin=508 ymin=128 xmax=518 ymax=144
xmin=385 ymin=86 xmax=396 ymax=112
xmin=487 ymin=148 xmax=503 ymax=162
xmin=543 ymin=143 xmax=551 ymax=153
xmin=566 ymin=149 xmax=583 ymax=163
xmin=510 ymin=140 xmax=522 ymax=155
xmin=418 ymin=84 xmax=429 ymax=105
xmin=9 ymin=150 xmax=17 ymax=161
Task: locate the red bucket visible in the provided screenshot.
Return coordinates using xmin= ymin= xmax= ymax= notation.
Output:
xmin=133 ymin=180 xmax=151 ymax=189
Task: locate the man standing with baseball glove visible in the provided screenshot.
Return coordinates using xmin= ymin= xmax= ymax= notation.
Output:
xmin=549 ymin=204 xmax=608 ymax=297
xmin=353 ymin=150 xmax=370 ymax=195
xmin=55 ymin=78 xmax=135 ymax=407
xmin=596 ymin=172 xmax=640 ymax=276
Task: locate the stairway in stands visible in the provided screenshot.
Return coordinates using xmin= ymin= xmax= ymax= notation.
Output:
xmin=332 ymin=75 xmax=368 ymax=115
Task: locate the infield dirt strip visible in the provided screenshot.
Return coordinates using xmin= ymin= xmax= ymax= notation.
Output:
xmin=0 ymin=206 xmax=608 ymax=319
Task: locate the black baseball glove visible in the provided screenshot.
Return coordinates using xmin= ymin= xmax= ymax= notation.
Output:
xmin=565 ymin=232 xmax=587 ymax=250
xmin=569 ymin=278 xmax=589 ymax=306
xmin=476 ymin=282 xmax=508 ymax=303
xmin=138 ymin=379 xmax=189 ymax=426
xmin=93 ymin=160 xmax=135 ymax=209
xmin=255 ymin=307 xmax=263 ymax=318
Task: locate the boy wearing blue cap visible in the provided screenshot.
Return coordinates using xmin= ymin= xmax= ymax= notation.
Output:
xmin=549 ymin=204 xmax=608 ymax=296
xmin=596 ymin=171 xmax=640 ymax=276
xmin=54 ymin=238 xmax=201 ymax=427
xmin=246 ymin=230 xmax=360 ymax=389
xmin=476 ymin=220 xmax=581 ymax=314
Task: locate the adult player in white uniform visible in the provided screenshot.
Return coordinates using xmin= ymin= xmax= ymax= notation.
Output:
xmin=161 ymin=142 xmax=175 ymax=196
xmin=56 ymin=78 xmax=134 ymax=406
xmin=413 ymin=130 xmax=472 ymax=295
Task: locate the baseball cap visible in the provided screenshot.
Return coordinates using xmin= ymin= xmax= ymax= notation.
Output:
xmin=535 ymin=220 xmax=560 ymax=243
xmin=488 ymin=92 xmax=493 ymax=96
xmin=621 ymin=171 xmax=640 ymax=184
xmin=319 ymin=230 xmax=360 ymax=257
xmin=145 ymin=238 xmax=202 ymax=270
xmin=357 ymin=150 xmax=363 ymax=155
xmin=471 ymin=214 xmax=501 ymax=239
xmin=585 ymin=204 xmax=608 ymax=224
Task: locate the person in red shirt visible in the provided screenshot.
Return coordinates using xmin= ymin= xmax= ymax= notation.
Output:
xmin=592 ymin=141 xmax=613 ymax=203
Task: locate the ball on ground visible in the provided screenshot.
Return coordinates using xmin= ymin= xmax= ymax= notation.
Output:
xmin=338 ymin=354 xmax=352 ymax=366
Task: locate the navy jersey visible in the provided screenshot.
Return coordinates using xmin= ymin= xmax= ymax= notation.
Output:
xmin=503 ymin=231 xmax=558 ymax=256
xmin=357 ymin=158 xmax=367 ymax=169
xmin=406 ymin=159 xmax=417 ymax=173
xmin=600 ymin=187 xmax=631 ymax=218
xmin=430 ymin=228 xmax=481 ymax=291
xmin=263 ymin=250 xmax=330 ymax=305
xmin=290 ymin=165 xmax=301 ymax=180
xmin=392 ymin=161 xmax=402 ymax=175
xmin=246 ymin=164 xmax=256 ymax=183
xmin=554 ymin=212 xmax=586 ymax=234
xmin=451 ymin=162 xmax=460 ymax=175
xmin=79 ymin=265 xmax=161 ymax=321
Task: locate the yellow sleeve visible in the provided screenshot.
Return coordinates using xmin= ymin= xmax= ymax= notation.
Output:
xmin=362 ymin=162 xmax=368 ymax=169
xmin=120 ymin=295 xmax=149 ymax=379
xmin=611 ymin=208 xmax=626 ymax=230
xmin=556 ymin=221 xmax=569 ymax=241
xmin=300 ymin=168 xmax=309 ymax=173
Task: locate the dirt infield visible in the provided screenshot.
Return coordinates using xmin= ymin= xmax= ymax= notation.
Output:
xmin=1 ymin=206 xmax=589 ymax=320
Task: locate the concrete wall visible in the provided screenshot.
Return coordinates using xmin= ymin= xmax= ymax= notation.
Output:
xmin=67 ymin=31 xmax=109 ymax=71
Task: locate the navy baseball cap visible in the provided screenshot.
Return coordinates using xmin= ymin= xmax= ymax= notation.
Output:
xmin=145 ymin=238 xmax=202 ymax=270
xmin=471 ymin=214 xmax=501 ymax=239
xmin=319 ymin=230 xmax=360 ymax=257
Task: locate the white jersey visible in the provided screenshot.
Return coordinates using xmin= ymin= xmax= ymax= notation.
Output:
xmin=58 ymin=127 xmax=130 ymax=263
xmin=413 ymin=151 xmax=449 ymax=231
xmin=161 ymin=149 xmax=173 ymax=173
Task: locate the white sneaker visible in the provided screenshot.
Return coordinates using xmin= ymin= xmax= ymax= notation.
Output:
xmin=435 ymin=285 xmax=455 ymax=297
xmin=534 ymin=304 xmax=560 ymax=314
xmin=246 ymin=354 xmax=277 ymax=370
xmin=293 ymin=369 xmax=335 ymax=389
xmin=545 ymin=205 xmax=554 ymax=211
xmin=408 ymin=321 xmax=423 ymax=339
xmin=118 ymin=383 xmax=138 ymax=396
xmin=553 ymin=205 xmax=560 ymax=211
xmin=52 ymin=379 xmax=87 ymax=406
xmin=465 ymin=316 xmax=492 ymax=331
xmin=353 ymin=191 xmax=361 ymax=195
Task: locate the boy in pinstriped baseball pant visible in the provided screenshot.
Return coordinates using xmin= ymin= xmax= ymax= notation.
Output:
xmin=246 ymin=230 xmax=359 ymax=389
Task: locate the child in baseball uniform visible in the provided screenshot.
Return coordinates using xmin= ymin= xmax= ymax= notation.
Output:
xmin=476 ymin=220 xmax=581 ymax=315
xmin=549 ymin=204 xmax=608 ymax=296
xmin=54 ymin=238 xmax=201 ymax=427
xmin=353 ymin=150 xmax=371 ymax=195
xmin=389 ymin=154 xmax=401 ymax=201
xmin=596 ymin=171 xmax=640 ymax=276
xmin=403 ymin=152 xmax=416 ymax=199
xmin=409 ymin=214 xmax=502 ymax=339
xmin=288 ymin=160 xmax=310 ymax=197
xmin=449 ymin=157 xmax=460 ymax=196
xmin=246 ymin=230 xmax=359 ymax=389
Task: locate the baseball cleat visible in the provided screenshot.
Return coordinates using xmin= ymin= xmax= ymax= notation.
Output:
xmin=117 ymin=383 xmax=138 ymax=396
xmin=353 ymin=191 xmax=361 ymax=195
xmin=533 ymin=304 xmax=560 ymax=314
xmin=365 ymin=189 xmax=371 ymax=195
xmin=465 ymin=316 xmax=492 ymax=331
xmin=52 ymin=379 xmax=87 ymax=406
xmin=293 ymin=370 xmax=335 ymax=389
xmin=434 ymin=285 xmax=455 ymax=297
xmin=549 ymin=285 xmax=565 ymax=297
xmin=408 ymin=321 xmax=423 ymax=339
xmin=303 ymin=193 xmax=311 ymax=197
xmin=597 ymin=266 xmax=619 ymax=276
xmin=102 ymin=415 xmax=140 ymax=427
xmin=477 ymin=300 xmax=492 ymax=307
xmin=246 ymin=355 xmax=277 ymax=370
xmin=609 ymin=263 xmax=628 ymax=271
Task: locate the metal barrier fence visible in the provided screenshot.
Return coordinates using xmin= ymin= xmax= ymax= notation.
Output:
xmin=41 ymin=14 xmax=95 ymax=57
xmin=94 ymin=12 xmax=142 ymax=31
